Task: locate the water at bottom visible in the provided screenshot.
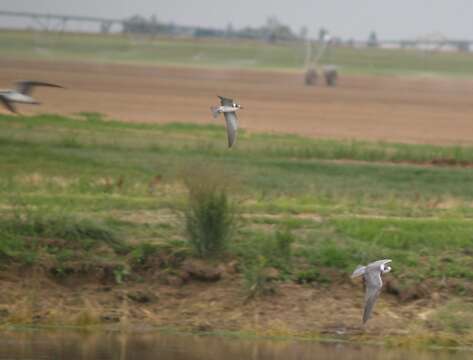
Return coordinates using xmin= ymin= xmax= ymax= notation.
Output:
xmin=0 ymin=331 xmax=469 ymax=360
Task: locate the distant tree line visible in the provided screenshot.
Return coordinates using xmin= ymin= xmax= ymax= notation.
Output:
xmin=122 ymin=15 xmax=299 ymax=42
xmin=125 ymin=15 xmax=453 ymax=51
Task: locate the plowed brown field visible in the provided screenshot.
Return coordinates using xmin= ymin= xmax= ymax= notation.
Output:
xmin=1 ymin=58 xmax=473 ymax=145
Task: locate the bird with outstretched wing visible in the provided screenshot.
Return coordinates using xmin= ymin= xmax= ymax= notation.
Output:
xmin=351 ymin=259 xmax=392 ymax=324
xmin=0 ymin=80 xmax=64 ymax=114
xmin=210 ymin=95 xmax=243 ymax=148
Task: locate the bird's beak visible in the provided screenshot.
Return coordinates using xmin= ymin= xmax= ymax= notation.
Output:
xmin=239 ymin=106 xmax=244 ymax=109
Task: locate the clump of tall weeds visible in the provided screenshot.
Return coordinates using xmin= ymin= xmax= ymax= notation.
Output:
xmin=183 ymin=164 xmax=238 ymax=258
xmin=242 ymin=229 xmax=296 ymax=299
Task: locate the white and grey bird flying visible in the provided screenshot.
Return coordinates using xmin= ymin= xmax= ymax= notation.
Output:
xmin=0 ymin=80 xmax=64 ymax=114
xmin=351 ymin=259 xmax=392 ymax=324
xmin=210 ymin=95 xmax=242 ymax=148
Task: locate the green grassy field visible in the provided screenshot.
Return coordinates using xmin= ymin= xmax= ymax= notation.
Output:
xmin=2 ymin=30 xmax=473 ymax=76
xmin=2 ymin=112 xmax=473 ymax=289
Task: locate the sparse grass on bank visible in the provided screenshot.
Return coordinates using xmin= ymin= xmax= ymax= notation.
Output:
xmin=1 ymin=113 xmax=473 ymax=343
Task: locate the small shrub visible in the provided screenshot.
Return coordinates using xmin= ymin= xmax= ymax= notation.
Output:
xmin=130 ymin=242 xmax=160 ymax=265
xmin=273 ymin=229 xmax=295 ymax=261
xmin=183 ymin=166 xmax=237 ymax=258
xmin=295 ymin=269 xmax=330 ymax=284
xmin=261 ymin=229 xmax=295 ymax=274
xmin=232 ymin=229 xmax=295 ymax=277
xmin=243 ymin=256 xmax=274 ymax=299
xmin=54 ymin=248 xmax=75 ymax=263
xmin=113 ymin=265 xmax=130 ymax=284
xmin=0 ymin=231 xmax=36 ymax=264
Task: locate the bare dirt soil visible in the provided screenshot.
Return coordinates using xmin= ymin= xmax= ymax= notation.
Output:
xmin=0 ymin=264 xmax=443 ymax=342
xmin=1 ymin=58 xmax=473 ymax=145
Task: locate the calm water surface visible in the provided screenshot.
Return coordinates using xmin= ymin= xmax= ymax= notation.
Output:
xmin=0 ymin=331 xmax=470 ymax=360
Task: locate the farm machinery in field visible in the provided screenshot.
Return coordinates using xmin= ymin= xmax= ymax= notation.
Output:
xmin=304 ymin=32 xmax=338 ymax=87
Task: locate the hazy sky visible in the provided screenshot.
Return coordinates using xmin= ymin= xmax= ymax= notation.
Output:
xmin=2 ymin=0 xmax=473 ymax=40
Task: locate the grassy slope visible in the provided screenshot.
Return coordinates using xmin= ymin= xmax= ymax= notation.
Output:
xmin=1 ymin=113 xmax=473 ymax=270
xmin=2 ymin=113 xmax=473 ymax=341
xmin=2 ymin=30 xmax=473 ymax=76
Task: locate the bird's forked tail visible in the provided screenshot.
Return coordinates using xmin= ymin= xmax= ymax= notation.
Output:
xmin=210 ymin=106 xmax=221 ymax=118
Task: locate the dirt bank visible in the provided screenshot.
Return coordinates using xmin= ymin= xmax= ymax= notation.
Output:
xmin=0 ymin=258 xmax=469 ymax=347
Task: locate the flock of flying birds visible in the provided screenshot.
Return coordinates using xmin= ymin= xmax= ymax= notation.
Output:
xmin=0 ymin=79 xmax=391 ymax=325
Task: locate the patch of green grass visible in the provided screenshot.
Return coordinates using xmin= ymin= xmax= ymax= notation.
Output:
xmin=254 ymin=137 xmax=473 ymax=164
xmin=0 ymin=210 xmax=120 ymax=250
xmin=323 ymin=217 xmax=473 ymax=281
xmin=0 ymin=205 xmax=126 ymax=265
xmin=295 ymin=237 xmax=363 ymax=274
xmin=332 ymin=217 xmax=473 ymax=252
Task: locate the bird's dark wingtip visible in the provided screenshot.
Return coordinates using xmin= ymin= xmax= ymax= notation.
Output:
xmin=46 ymin=83 xmax=64 ymax=89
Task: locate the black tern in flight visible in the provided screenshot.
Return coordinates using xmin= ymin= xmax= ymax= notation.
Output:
xmin=211 ymin=95 xmax=242 ymax=148
xmin=0 ymin=80 xmax=64 ymax=114
xmin=351 ymin=259 xmax=392 ymax=324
